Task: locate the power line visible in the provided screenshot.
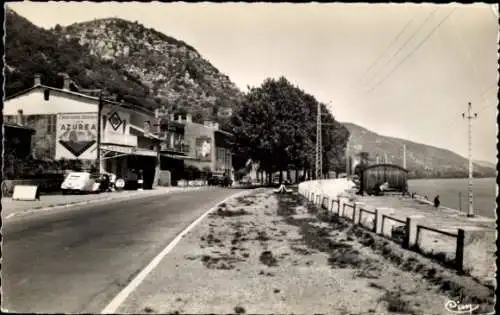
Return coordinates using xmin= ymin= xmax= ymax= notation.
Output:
xmin=347 ymin=10 xmax=422 ymax=93
xmin=345 ymin=7 xmax=439 ymax=107
xmin=358 ymin=7 xmax=440 ymax=93
xmin=363 ymin=8 xmax=457 ymax=96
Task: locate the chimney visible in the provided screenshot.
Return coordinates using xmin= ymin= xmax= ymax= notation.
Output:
xmin=186 ymin=113 xmax=192 ymax=123
xmin=63 ymin=76 xmax=71 ymax=90
xmin=34 ymin=74 xmax=41 ymax=86
xmin=177 ymin=115 xmax=183 ymax=122
xmin=17 ymin=109 xmax=24 ymax=125
xmin=170 ymin=113 xmax=175 ymax=121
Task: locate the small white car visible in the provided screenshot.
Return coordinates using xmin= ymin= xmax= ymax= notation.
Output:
xmin=61 ymin=171 xmax=101 ymax=194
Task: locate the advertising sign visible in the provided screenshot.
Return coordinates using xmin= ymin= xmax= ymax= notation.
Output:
xmin=56 ymin=113 xmax=98 ymax=159
xmin=196 ymin=136 xmax=212 ymax=161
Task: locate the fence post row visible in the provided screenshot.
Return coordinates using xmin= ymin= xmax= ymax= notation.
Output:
xmin=380 ymin=214 xmax=386 ymax=235
xmin=455 ymin=228 xmax=465 ymax=273
xmin=403 ymin=217 xmax=411 ymax=249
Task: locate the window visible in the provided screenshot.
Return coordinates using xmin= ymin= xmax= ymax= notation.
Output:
xmin=47 ymin=115 xmax=57 ymax=133
xmin=44 ymin=89 xmax=50 ymax=101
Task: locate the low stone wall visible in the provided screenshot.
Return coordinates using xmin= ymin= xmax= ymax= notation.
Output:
xmin=2 ymin=178 xmax=64 ymax=197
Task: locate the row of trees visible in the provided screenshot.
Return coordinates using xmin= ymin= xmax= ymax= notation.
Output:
xmin=227 ymin=77 xmax=350 ymax=184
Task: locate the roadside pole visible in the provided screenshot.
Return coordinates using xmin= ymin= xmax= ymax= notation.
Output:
xmin=462 ymin=102 xmax=478 ymax=217
xmin=96 ymin=91 xmax=103 ymax=173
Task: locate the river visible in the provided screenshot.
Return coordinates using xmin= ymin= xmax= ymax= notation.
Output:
xmin=408 ymin=177 xmax=497 ymax=218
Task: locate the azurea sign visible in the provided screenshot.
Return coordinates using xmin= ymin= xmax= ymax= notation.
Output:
xmin=59 ymin=122 xmax=97 ymax=132
xmin=56 ymin=113 xmax=98 ymax=159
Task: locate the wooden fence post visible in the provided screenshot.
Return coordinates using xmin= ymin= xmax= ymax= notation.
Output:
xmin=456 ymin=228 xmax=465 ymax=273
xmin=402 ymin=217 xmax=411 ymax=249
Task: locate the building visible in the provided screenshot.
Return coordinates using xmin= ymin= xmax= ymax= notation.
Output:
xmin=3 ymin=74 xmax=161 ymax=189
xmin=362 ymin=164 xmax=409 ymax=195
xmin=157 ymin=113 xmax=234 ymax=185
xmin=3 ymin=120 xmax=36 ymax=179
xmin=3 ymin=120 xmax=36 ymax=160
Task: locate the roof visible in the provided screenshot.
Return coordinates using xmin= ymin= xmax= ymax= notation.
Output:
xmin=364 ymin=163 xmax=409 ymax=173
xmin=5 ymin=84 xmax=155 ymax=116
xmin=3 ymin=122 xmax=36 ymax=133
xmin=215 ymin=129 xmax=234 ymax=137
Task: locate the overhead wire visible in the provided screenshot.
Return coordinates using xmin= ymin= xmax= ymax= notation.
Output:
xmin=346 ymin=9 xmax=422 ymax=94
xmin=344 ymin=7 xmax=440 ymax=107
xmin=362 ymin=7 xmax=457 ymax=96
xmin=357 ymin=7 xmax=440 ymax=94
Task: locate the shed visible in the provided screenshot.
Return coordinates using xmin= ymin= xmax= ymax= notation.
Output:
xmin=362 ymin=164 xmax=408 ymax=195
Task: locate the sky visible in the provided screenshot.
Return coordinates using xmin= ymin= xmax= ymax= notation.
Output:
xmin=6 ymin=2 xmax=499 ymax=164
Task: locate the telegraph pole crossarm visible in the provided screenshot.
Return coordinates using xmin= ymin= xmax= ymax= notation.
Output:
xmin=463 ymin=102 xmax=478 ymax=217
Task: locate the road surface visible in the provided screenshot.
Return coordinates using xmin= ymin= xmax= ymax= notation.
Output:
xmin=2 ymin=188 xmax=240 ymax=313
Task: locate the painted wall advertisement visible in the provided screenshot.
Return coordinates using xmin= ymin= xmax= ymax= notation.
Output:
xmin=195 ymin=136 xmax=212 ymax=161
xmin=56 ymin=113 xmax=98 ymax=160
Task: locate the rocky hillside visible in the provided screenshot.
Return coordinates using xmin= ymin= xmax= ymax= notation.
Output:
xmin=344 ymin=122 xmax=496 ymax=178
xmin=5 ymin=8 xmax=243 ymax=125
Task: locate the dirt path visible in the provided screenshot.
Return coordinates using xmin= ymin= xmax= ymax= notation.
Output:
xmin=118 ymin=188 xmax=495 ymax=314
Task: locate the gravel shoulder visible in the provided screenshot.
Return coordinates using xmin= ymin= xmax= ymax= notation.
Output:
xmin=117 ymin=188 xmax=495 ymax=314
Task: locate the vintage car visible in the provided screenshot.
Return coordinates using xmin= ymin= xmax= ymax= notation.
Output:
xmin=61 ymin=171 xmax=102 ymax=194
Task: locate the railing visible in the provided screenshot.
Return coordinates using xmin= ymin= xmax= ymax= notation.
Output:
xmin=381 ymin=214 xmax=406 ymax=235
xmin=359 ymin=207 xmax=376 ymax=231
xmin=297 ymin=186 xmax=468 ymax=273
xmin=161 ymin=143 xmax=190 ymax=154
xmin=415 ymin=224 xmax=465 ymax=271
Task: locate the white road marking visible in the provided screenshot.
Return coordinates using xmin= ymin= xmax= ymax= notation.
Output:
xmin=3 ymin=187 xmax=204 ymax=221
xmin=100 ymin=189 xmax=252 ymax=314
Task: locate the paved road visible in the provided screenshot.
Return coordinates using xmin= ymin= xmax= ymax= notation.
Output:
xmin=2 ymin=188 xmax=241 ymax=313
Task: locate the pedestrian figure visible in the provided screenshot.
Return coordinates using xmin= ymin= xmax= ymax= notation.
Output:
xmin=434 ymin=195 xmax=440 ymax=208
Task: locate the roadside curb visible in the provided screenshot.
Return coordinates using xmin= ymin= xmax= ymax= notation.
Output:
xmin=3 ymin=187 xmax=205 ymax=220
xmin=101 ymin=188 xmax=255 ymax=314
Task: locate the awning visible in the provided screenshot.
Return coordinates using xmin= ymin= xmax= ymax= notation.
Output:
xmin=101 ymin=144 xmax=158 ymax=158
xmin=160 ymin=153 xmax=199 ymax=161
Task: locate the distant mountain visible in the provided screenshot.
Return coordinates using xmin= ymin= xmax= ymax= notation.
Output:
xmin=5 ymin=8 xmax=243 ymax=126
xmin=474 ymin=160 xmax=497 ymax=170
xmin=343 ymin=122 xmax=496 ymax=178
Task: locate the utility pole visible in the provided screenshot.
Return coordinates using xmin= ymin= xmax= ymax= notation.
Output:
xmin=345 ymin=144 xmax=350 ymax=176
xmin=463 ymin=102 xmax=478 ymax=217
xmin=403 ymin=144 xmax=407 ymax=169
xmin=315 ymin=103 xmax=322 ymax=180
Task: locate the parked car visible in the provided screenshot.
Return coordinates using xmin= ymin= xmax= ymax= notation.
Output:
xmin=222 ymin=175 xmax=233 ymax=187
xmin=208 ymin=174 xmax=233 ymax=187
xmin=207 ymin=175 xmax=222 ymax=186
xmin=239 ymin=176 xmax=252 ymax=185
xmin=61 ymin=171 xmax=101 ymax=194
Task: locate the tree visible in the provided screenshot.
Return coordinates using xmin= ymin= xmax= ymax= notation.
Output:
xmin=229 ymin=77 xmax=349 ymax=184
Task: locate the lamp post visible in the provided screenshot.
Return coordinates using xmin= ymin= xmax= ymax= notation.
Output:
xmin=96 ymin=91 xmax=103 ymax=173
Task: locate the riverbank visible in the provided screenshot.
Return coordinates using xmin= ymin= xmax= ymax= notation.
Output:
xmin=298 ymin=179 xmax=496 ymax=287
xmin=407 ymin=177 xmax=496 ymax=218
xmin=116 ymin=189 xmax=494 ymax=314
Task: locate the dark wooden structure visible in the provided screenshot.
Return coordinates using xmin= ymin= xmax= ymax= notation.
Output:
xmin=363 ymin=164 xmax=408 ymax=195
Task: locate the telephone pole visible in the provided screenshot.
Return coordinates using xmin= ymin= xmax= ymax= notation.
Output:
xmin=403 ymin=144 xmax=407 ymax=169
xmin=463 ymin=102 xmax=478 ymax=217
xmin=315 ymin=103 xmax=323 ymax=180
